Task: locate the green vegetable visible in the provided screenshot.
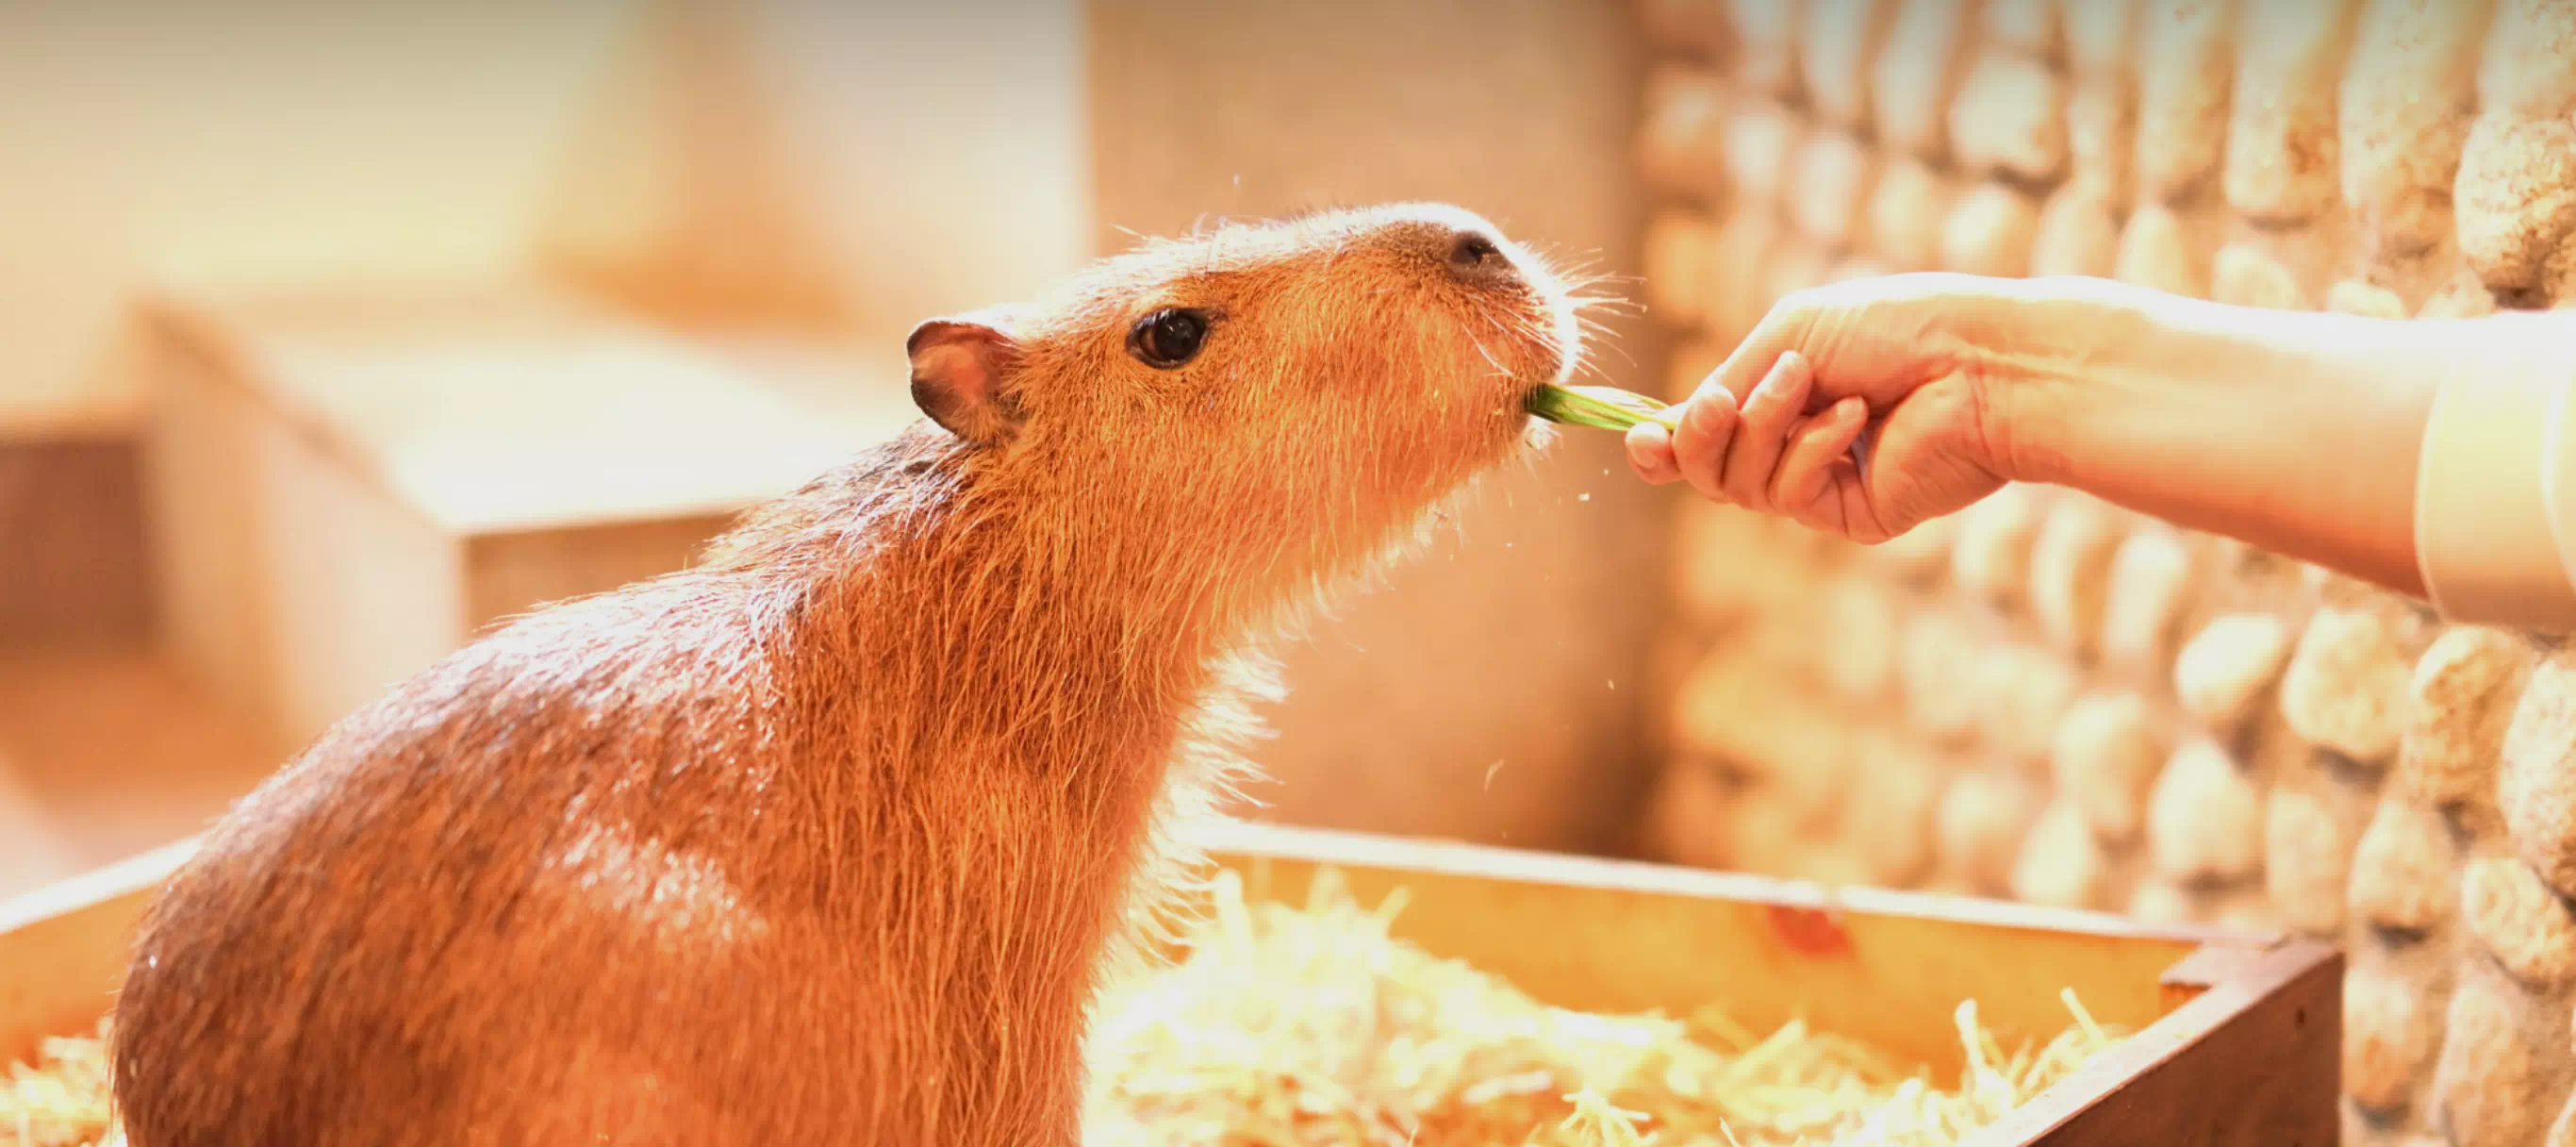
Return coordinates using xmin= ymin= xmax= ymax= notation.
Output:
xmin=1525 ymin=383 xmax=1673 ymax=431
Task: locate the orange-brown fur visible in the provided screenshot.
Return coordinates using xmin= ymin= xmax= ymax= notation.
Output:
xmin=107 ymin=203 xmax=1593 ymax=1146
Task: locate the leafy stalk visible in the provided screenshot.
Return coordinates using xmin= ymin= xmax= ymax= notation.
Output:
xmin=1524 ymin=383 xmax=1673 ymax=432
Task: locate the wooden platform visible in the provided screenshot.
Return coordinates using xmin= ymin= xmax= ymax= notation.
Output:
xmin=0 ymin=651 xmax=286 ymax=903
xmin=134 ymin=281 xmax=917 ymax=744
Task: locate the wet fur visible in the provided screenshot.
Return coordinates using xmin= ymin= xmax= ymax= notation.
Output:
xmin=107 ymin=204 xmax=1594 ymax=1146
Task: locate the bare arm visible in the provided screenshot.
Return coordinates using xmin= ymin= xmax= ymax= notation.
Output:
xmin=2006 ymin=280 xmax=2445 ymax=598
xmin=1627 ymin=274 xmax=2576 ymax=632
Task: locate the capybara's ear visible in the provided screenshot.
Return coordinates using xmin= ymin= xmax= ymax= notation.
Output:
xmin=906 ymin=309 xmax=1027 ymax=443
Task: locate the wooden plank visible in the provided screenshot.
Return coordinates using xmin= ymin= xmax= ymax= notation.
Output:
xmin=0 ymin=839 xmax=191 ymax=1065
xmin=1984 ymin=939 xmax=2342 ymax=1146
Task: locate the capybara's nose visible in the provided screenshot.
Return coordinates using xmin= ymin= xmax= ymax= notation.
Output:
xmin=1355 ymin=205 xmax=1526 ymax=289
xmin=1442 ymin=227 xmax=1517 ymax=285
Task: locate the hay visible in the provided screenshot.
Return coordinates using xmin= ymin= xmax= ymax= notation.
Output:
xmin=0 ymin=868 xmax=2122 ymax=1146
xmin=1081 ymin=868 xmax=2123 ymax=1146
xmin=5 ymin=1021 xmax=112 ymax=1147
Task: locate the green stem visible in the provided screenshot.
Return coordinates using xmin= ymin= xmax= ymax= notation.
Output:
xmin=1525 ymin=384 xmax=1671 ymax=432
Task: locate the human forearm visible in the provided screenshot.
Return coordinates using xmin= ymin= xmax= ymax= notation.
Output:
xmin=1634 ymin=274 xmax=2576 ymax=632
xmin=1993 ymin=281 xmax=2576 ymax=628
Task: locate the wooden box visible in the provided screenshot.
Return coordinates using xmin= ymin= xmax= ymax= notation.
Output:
xmin=0 ymin=435 xmax=155 ymax=651
xmin=134 ymin=283 xmax=916 ymax=745
xmin=4 ymin=823 xmax=2335 ymax=1144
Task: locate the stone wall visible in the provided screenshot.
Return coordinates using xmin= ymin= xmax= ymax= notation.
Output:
xmin=1625 ymin=2 xmax=2576 ymax=1142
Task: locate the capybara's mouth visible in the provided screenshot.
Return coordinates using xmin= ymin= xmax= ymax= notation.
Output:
xmin=1475 ymin=285 xmax=1584 ymax=395
xmin=1524 ymin=292 xmax=1587 ymax=391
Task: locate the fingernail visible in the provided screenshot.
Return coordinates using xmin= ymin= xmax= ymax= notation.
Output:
xmin=1750 ymin=353 xmax=1808 ymax=408
xmin=1686 ymin=391 xmax=1736 ymax=433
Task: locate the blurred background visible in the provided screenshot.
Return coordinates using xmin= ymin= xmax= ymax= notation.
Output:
xmin=0 ymin=0 xmax=1671 ymax=895
xmin=6 ymin=2 xmax=2575 ymax=1139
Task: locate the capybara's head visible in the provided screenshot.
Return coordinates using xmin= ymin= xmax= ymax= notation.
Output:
xmin=904 ymin=202 xmax=1596 ymax=607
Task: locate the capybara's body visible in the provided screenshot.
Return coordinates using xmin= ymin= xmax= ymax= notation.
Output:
xmin=110 ymin=203 xmax=1590 ymax=1146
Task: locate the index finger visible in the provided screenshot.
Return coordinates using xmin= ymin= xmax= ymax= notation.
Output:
xmin=1703 ymin=300 xmax=1822 ymax=408
xmin=1709 ymin=272 xmax=1998 ymax=414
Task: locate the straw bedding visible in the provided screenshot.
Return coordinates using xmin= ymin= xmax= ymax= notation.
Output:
xmin=5 ymin=869 xmax=2120 ymax=1147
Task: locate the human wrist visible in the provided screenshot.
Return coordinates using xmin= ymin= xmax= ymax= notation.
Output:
xmin=1959 ymin=276 xmax=2165 ymax=488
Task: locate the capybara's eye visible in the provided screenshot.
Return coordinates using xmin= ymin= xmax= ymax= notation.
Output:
xmin=1129 ymin=308 xmax=1209 ymax=369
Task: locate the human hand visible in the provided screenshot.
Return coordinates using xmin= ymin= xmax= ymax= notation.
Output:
xmin=1626 ymin=273 xmax=2083 ymax=543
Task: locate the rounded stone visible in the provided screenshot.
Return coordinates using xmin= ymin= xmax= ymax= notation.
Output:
xmin=2126 ymin=879 xmax=2196 ymax=925
xmin=1844 ymin=730 xmax=1945 ymax=888
xmin=2455 ymin=111 xmax=2576 ymax=303
xmin=1635 ymin=66 xmax=1731 ymax=199
xmin=1947 ymin=48 xmax=2067 ymax=183
xmin=1973 ymin=642 xmax=2081 ymax=766
xmin=2174 ymin=613 xmax=2295 ymax=737
xmin=1720 ymin=97 xmax=1805 ymax=207
xmin=2341 ymin=960 xmax=2446 ymax=1116
xmin=1867 ymin=156 xmax=1957 ymax=272
xmin=1816 ymin=578 xmax=1900 ymax=701
xmin=2264 ymin=786 xmax=2357 ymax=936
xmin=2050 ymin=690 xmax=2168 ymax=844
xmin=1787 ymin=128 xmax=1879 ymax=247
xmin=2433 ymin=968 xmax=2551 ymax=1147
xmin=1901 ymin=608 xmax=1983 ymax=744
xmin=2325 ymin=279 xmax=2408 ymax=319
xmin=2500 ymin=654 xmax=2576 ymax=898
xmin=2279 ymin=607 xmax=2414 ymax=764
xmin=1952 ymin=481 xmax=2046 ymax=608
xmin=2460 ymin=856 xmax=2576 ymax=988
xmin=2146 ymin=740 xmax=2267 ymax=884
xmin=1937 ymin=767 xmax=2045 ymax=892
xmin=2100 ymin=528 xmax=2196 ymax=675
xmin=1871 ymin=512 xmax=1960 ymax=586
xmin=2010 ymin=799 xmax=2109 ymax=908
xmin=2113 ymin=203 xmax=2206 ymax=299
xmin=2208 ymin=887 xmax=2280 ymax=932
xmin=2211 ymin=241 xmax=2309 ymax=310
xmin=2030 ymin=183 xmax=2122 ymax=277
xmin=2028 ymin=494 xmax=2126 ymax=659
xmin=2478 ymin=0 xmax=2576 ymax=119
xmin=2401 ymin=626 xmax=2531 ymax=810
xmin=2347 ymin=799 xmax=2460 ymax=937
